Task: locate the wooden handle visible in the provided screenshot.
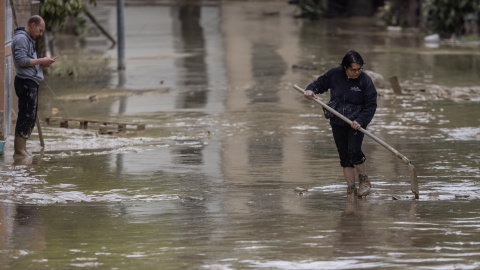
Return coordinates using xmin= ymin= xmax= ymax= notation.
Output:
xmin=36 ymin=117 xmax=45 ymax=149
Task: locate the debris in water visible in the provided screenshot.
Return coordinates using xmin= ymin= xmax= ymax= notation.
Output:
xmin=387 ymin=26 xmax=402 ymax=31
xmin=424 ymin=33 xmax=440 ymax=43
xmin=88 ymin=94 xmax=98 ymax=103
xmin=392 ymin=195 xmax=417 ymax=200
xmin=405 ymin=88 xmax=426 ymax=93
xmin=427 ymin=193 xmax=440 ymax=200
xmin=262 ymin=11 xmax=279 ymax=16
xmin=181 ymin=196 xmax=205 ymax=201
xmin=98 ymin=125 xmax=108 ymax=135
xmin=294 ymin=187 xmax=308 ymax=195
xmin=455 ymin=194 xmax=470 ymax=198
xmin=291 ymin=64 xmax=317 ymax=71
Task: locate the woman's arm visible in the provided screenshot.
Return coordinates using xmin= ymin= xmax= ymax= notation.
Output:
xmin=355 ymin=77 xmax=377 ymax=127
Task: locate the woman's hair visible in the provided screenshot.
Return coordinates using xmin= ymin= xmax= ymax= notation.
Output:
xmin=340 ymin=50 xmax=365 ymax=68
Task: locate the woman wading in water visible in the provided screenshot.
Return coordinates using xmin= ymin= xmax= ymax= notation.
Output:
xmin=304 ymin=50 xmax=377 ymax=197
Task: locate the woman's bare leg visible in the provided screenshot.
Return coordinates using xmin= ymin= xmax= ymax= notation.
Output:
xmin=343 ymin=167 xmax=357 ymax=194
xmin=354 ymin=161 xmax=366 ymax=175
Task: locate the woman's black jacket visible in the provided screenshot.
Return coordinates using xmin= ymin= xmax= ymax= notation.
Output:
xmin=306 ymin=65 xmax=377 ymax=127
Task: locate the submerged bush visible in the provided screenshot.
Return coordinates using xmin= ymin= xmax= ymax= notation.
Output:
xmin=422 ymin=0 xmax=480 ymax=36
xmin=293 ymin=0 xmax=324 ymax=20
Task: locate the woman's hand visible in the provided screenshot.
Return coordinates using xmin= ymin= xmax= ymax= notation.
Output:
xmin=304 ymin=90 xmax=316 ymax=100
xmin=351 ymin=120 xmax=361 ymax=130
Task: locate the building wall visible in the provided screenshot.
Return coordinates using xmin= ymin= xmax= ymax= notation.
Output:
xmin=1 ymin=0 xmax=7 ymax=140
xmin=12 ymin=0 xmax=34 ymax=26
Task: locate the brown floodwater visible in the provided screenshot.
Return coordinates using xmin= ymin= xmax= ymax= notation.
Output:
xmin=1 ymin=1 xmax=480 ymax=269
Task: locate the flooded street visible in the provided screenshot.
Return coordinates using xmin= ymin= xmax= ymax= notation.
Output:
xmin=1 ymin=1 xmax=480 ymax=269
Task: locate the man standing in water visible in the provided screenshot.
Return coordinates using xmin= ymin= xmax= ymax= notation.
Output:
xmin=12 ymin=15 xmax=55 ymax=158
xmin=304 ymin=50 xmax=377 ymax=197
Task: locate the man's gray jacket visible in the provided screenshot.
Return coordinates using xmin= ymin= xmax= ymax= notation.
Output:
xmin=12 ymin=27 xmax=44 ymax=85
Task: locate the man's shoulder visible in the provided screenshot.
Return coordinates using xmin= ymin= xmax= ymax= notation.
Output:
xmin=12 ymin=32 xmax=29 ymax=43
xmin=13 ymin=29 xmax=30 ymax=40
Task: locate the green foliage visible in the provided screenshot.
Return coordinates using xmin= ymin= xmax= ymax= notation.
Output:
xmin=422 ymin=0 xmax=480 ymax=35
xmin=39 ymin=0 xmax=97 ymax=31
xmin=297 ymin=0 xmax=324 ymax=20
xmin=379 ymin=1 xmax=396 ymax=25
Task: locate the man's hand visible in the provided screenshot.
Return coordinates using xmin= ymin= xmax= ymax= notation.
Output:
xmin=304 ymin=90 xmax=316 ymax=100
xmin=39 ymin=57 xmax=56 ymax=67
xmin=30 ymin=57 xmax=56 ymax=67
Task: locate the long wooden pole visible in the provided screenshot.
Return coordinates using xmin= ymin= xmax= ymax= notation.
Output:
xmin=293 ymin=85 xmax=419 ymax=199
xmin=36 ymin=117 xmax=44 ymax=149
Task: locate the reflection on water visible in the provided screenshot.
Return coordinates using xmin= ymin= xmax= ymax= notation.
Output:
xmin=175 ymin=5 xmax=208 ymax=108
xmin=1 ymin=1 xmax=480 ymax=269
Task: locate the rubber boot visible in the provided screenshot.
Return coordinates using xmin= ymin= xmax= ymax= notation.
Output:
xmin=13 ymin=154 xmax=33 ymax=165
xmin=13 ymin=136 xmax=30 ymax=158
xmin=357 ymin=174 xmax=372 ymax=197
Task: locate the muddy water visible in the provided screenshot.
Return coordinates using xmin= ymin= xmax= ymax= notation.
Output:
xmin=1 ymin=2 xmax=480 ymax=269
